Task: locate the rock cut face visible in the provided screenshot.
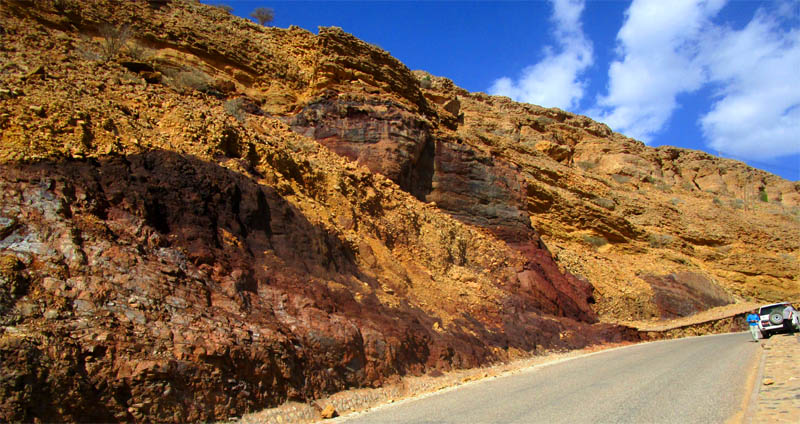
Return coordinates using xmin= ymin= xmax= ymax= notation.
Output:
xmin=0 ymin=151 xmax=634 ymax=422
xmin=288 ymin=93 xmax=599 ymax=324
xmin=0 ymin=0 xmax=797 ymax=422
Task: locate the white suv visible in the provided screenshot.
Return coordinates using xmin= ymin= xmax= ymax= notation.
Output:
xmin=758 ymin=302 xmax=800 ymax=338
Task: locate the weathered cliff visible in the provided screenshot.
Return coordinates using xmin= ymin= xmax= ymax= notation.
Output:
xmin=428 ymin=81 xmax=799 ymax=320
xmin=0 ymin=0 xmax=797 ymax=422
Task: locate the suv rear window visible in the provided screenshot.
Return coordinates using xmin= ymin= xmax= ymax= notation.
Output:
xmin=759 ymin=304 xmax=788 ymax=316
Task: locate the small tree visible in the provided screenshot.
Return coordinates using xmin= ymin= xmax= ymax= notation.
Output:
xmin=250 ymin=7 xmax=274 ymax=26
xmin=99 ymin=24 xmax=131 ymax=62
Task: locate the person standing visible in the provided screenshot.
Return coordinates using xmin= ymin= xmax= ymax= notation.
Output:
xmin=782 ymin=304 xmax=800 ymax=332
xmin=747 ymin=310 xmax=761 ymax=342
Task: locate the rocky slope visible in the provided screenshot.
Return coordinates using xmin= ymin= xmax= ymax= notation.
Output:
xmin=435 ymin=83 xmax=799 ymax=320
xmin=0 ymin=0 xmax=797 ymax=422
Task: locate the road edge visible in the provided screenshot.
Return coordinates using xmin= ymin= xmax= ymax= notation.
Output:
xmin=331 ymin=332 xmax=749 ymax=423
xmin=741 ymin=341 xmax=766 ymax=424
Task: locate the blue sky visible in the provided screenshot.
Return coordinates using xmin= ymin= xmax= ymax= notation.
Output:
xmin=206 ymin=1 xmax=800 ymax=181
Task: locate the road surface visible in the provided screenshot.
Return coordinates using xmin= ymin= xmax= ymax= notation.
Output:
xmin=339 ymin=333 xmax=761 ymax=423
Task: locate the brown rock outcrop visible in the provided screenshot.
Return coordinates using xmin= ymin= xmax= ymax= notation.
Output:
xmin=0 ymin=150 xmax=637 ymax=422
xmin=641 ymin=272 xmax=735 ymax=318
xmin=411 ymin=75 xmax=799 ymax=320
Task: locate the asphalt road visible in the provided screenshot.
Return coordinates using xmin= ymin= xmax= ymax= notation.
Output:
xmin=339 ymin=333 xmax=761 ymax=424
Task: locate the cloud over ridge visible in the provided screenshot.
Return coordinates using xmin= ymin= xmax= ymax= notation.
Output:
xmin=700 ymin=9 xmax=800 ymax=160
xmin=488 ymin=0 xmax=593 ymax=111
xmin=591 ymin=0 xmax=800 ymax=160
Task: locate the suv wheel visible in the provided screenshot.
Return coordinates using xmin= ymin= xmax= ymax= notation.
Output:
xmin=769 ymin=313 xmax=784 ymax=325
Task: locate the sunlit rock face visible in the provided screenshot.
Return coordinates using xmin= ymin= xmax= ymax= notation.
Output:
xmin=0 ymin=0 xmax=797 ymax=422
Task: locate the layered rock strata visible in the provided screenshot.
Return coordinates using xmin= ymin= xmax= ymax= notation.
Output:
xmin=0 ymin=1 xmax=798 ymax=422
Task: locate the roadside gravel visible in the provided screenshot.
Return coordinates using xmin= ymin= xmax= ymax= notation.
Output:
xmin=752 ymin=333 xmax=800 ymax=423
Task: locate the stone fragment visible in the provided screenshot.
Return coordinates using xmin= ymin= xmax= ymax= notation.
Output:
xmin=22 ymin=65 xmax=45 ymax=81
xmin=0 ymin=216 xmax=16 ymax=239
xmin=320 ymin=404 xmax=338 ymax=419
xmin=73 ymin=299 xmax=95 ymax=314
xmin=214 ymin=78 xmax=235 ymax=93
xmin=29 ymin=105 xmax=45 ymax=116
xmin=17 ymin=302 xmax=37 ymax=317
xmin=232 ymin=69 xmax=253 ymax=85
xmin=443 ymin=97 xmax=460 ymax=116
xmin=141 ymin=71 xmax=162 ymax=83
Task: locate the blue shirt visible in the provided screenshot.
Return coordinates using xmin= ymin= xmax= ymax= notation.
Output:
xmin=747 ymin=313 xmax=760 ymax=326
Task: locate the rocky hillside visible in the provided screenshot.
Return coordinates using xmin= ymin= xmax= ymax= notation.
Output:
xmin=418 ymin=77 xmax=800 ymax=321
xmin=0 ymin=0 xmax=797 ymax=422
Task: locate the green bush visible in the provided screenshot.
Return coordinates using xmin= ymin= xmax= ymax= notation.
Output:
xmin=789 ymin=207 xmax=800 ymax=222
xmin=655 ymin=182 xmax=672 ymax=192
xmin=420 ymin=75 xmax=432 ymax=89
xmin=758 ymin=189 xmax=768 ymax=202
xmin=215 ymin=4 xmax=234 ymax=13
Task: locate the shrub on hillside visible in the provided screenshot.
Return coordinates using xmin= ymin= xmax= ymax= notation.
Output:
xmin=648 ymin=233 xmax=674 ymax=248
xmin=591 ymin=197 xmax=616 ymax=211
xmin=167 ymin=68 xmax=214 ymax=94
xmin=250 ymin=7 xmax=274 ymax=26
xmin=420 ymin=75 xmax=432 ymax=89
xmin=582 ymin=234 xmax=608 ymax=248
xmin=215 ymin=4 xmax=234 ymax=13
xmin=99 ymin=24 xmax=131 ymax=62
xmin=224 ymin=98 xmax=246 ymax=123
xmin=611 ymin=174 xmax=631 ymax=184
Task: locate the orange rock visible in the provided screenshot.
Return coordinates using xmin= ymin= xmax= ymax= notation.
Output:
xmin=320 ymin=404 xmax=338 ymax=419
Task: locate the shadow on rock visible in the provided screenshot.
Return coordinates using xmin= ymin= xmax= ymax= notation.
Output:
xmin=0 ymin=150 xmax=640 ymax=423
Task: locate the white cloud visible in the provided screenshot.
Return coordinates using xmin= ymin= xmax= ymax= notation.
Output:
xmin=592 ymin=0 xmax=800 ymax=161
xmin=590 ymin=0 xmax=725 ymax=143
xmin=700 ymin=12 xmax=800 ymax=159
xmin=488 ymin=0 xmax=593 ymax=111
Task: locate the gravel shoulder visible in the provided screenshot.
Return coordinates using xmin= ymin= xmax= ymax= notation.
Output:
xmin=751 ymin=332 xmax=800 ymax=423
